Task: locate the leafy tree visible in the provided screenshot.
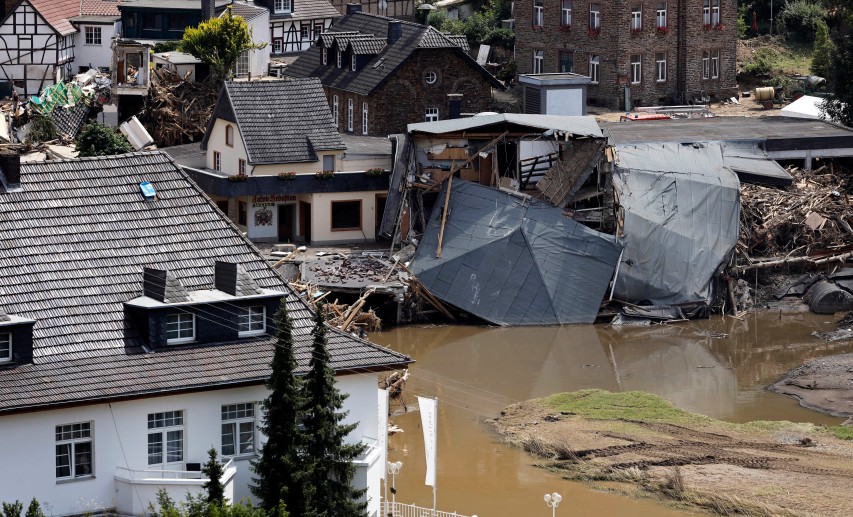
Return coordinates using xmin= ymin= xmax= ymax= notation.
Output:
xmin=301 ymin=306 xmax=366 ymax=517
xmin=180 ymin=7 xmax=266 ymax=83
xmin=811 ymin=20 xmax=834 ymax=77
xmin=75 ymin=123 xmax=133 ymax=157
xmin=821 ymin=1 xmax=853 ymax=125
xmin=778 ymin=0 xmax=827 ymax=43
xmin=251 ymin=301 xmax=307 ymax=514
xmin=201 ymin=448 xmax=227 ymax=505
xmin=24 ymin=499 xmax=44 ymax=517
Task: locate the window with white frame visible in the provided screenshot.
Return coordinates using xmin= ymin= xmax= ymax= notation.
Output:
xmin=238 ymin=159 xmax=246 ymax=176
xmin=630 ymin=54 xmax=642 ymax=83
xmin=656 ymin=52 xmax=666 ymax=81
xmin=148 ymin=411 xmax=184 ymax=466
xmin=711 ymin=0 xmax=720 ymax=25
xmin=56 ymin=423 xmax=93 ymax=479
xmin=221 ymin=403 xmax=256 ymax=457
xmin=166 ymin=313 xmax=195 ymax=344
xmin=589 ymin=55 xmax=599 ymax=83
xmin=238 ymin=306 xmax=265 ymax=336
xmin=533 ymin=49 xmax=544 ymax=74
xmin=630 ymin=5 xmax=642 ymax=30
xmin=332 ymin=95 xmax=339 ymax=126
xmin=703 ymin=0 xmax=710 ymax=25
xmin=235 ymin=50 xmax=249 ymax=77
xmin=84 ymin=26 xmax=101 ymax=45
xmin=0 ymin=333 xmax=10 ymax=363
xmin=559 ymin=51 xmax=573 ymax=73
xmin=561 ymin=0 xmax=572 ymax=26
xmin=425 ymin=107 xmax=439 ymax=122
xmin=300 ymin=25 xmax=309 ymax=39
xmin=347 ymin=98 xmax=353 ymax=131
xmin=362 ymin=102 xmax=368 ymax=135
xmin=589 ymin=4 xmax=600 ymax=29
xmin=656 ymin=2 xmax=667 ymax=27
xmin=213 ymin=151 xmax=221 ymax=172
xmin=273 ymin=39 xmax=282 ymax=54
xmin=337 ymin=50 xmax=342 ymax=68
xmin=425 ymin=71 xmax=438 ymax=84
xmin=533 ymin=0 xmax=544 ymax=26
xmin=702 ymin=50 xmax=710 ymax=79
xmin=711 ymin=49 xmax=719 ymax=78
xmin=351 ymin=53 xmax=357 ymax=72
xmin=274 ymin=0 xmax=292 ymax=13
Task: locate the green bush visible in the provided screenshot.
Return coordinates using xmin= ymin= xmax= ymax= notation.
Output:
xmin=742 ymin=47 xmax=781 ymax=76
xmin=496 ymin=59 xmax=516 ymax=82
xmin=778 ymin=0 xmax=827 ymax=43
xmin=75 ymin=123 xmax=134 ymax=157
xmin=26 ymin=114 xmax=58 ymax=144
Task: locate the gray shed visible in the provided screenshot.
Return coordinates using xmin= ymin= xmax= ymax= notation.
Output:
xmin=519 ymin=73 xmax=591 ymax=116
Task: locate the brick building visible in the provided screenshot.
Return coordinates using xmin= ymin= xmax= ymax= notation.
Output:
xmin=285 ymin=7 xmax=504 ymax=135
xmin=515 ymin=0 xmax=738 ymax=108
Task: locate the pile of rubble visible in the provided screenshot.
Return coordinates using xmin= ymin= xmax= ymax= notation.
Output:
xmin=289 ymin=282 xmax=383 ymax=332
xmin=137 ymin=68 xmax=218 ymax=147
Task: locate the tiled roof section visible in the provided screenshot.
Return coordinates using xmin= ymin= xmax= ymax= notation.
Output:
xmin=349 ymin=37 xmax=386 ymax=55
xmin=285 ymin=12 xmax=494 ymax=96
xmin=235 ymin=264 xmax=263 ymax=296
xmin=50 ymin=103 xmax=89 ymax=139
xmin=224 ymin=1 xmax=267 ymax=21
xmin=163 ymin=270 xmax=191 ymax=303
xmin=444 ymin=33 xmax=469 ymax=52
xmin=219 ymin=79 xmax=346 ymax=164
xmin=79 ymin=0 xmax=121 ymax=17
xmin=254 ymin=0 xmax=340 ymax=21
xmin=28 ymin=0 xmax=80 ymax=35
xmin=0 ymin=152 xmax=411 ymax=412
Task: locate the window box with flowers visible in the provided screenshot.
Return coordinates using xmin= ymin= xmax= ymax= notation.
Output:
xmin=588 ymin=27 xmax=600 ymax=37
xmin=315 ymin=170 xmax=336 ymax=180
xmin=630 ymin=27 xmax=643 ymax=36
xmin=365 ymin=168 xmax=387 ymax=177
xmin=713 ymin=23 xmax=726 ymax=31
xmin=703 ymin=23 xmax=713 ymax=30
xmin=277 ymin=171 xmax=297 ymax=180
xmin=656 ymin=26 xmax=669 ymax=34
xmin=227 ymin=173 xmax=249 ymax=182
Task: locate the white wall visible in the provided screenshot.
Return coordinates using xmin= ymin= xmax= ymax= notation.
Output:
xmin=0 ymin=374 xmax=382 ymax=515
xmin=545 ymin=88 xmax=584 ymax=116
xmin=310 ymin=190 xmax=379 ymax=244
xmin=73 ymin=22 xmax=118 ymax=73
xmin=0 ymin=1 xmax=64 ymax=96
xmin=248 ymin=12 xmax=271 ymax=77
xmin=207 ymin=118 xmax=250 ymax=173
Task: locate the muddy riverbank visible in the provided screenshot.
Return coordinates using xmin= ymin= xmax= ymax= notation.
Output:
xmin=493 ymin=390 xmax=853 ymax=517
xmin=771 ymin=352 xmax=853 ymax=419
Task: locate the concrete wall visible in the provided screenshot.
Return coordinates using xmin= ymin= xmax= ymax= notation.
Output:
xmin=73 ymin=22 xmax=118 ymax=73
xmin=309 ymin=191 xmax=380 ymax=244
xmin=0 ymin=375 xmax=382 ymax=515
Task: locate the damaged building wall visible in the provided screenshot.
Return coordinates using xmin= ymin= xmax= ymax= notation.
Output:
xmin=612 ymin=142 xmax=741 ymax=305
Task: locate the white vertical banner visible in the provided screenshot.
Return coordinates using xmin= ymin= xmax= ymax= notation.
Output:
xmin=418 ymin=396 xmax=437 ymax=487
xmin=378 ymin=388 xmax=389 ymax=482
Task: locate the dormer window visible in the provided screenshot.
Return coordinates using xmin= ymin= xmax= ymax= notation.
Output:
xmin=0 ymin=333 xmax=10 ymax=363
xmin=274 ymin=0 xmax=292 ymax=14
xmin=166 ymin=313 xmax=195 ymax=344
xmin=238 ymin=306 xmax=266 ymax=337
xmin=351 ymin=54 xmax=357 ymax=71
xmin=322 ymin=48 xmax=328 ymax=65
xmin=337 ymin=50 xmax=342 ymax=68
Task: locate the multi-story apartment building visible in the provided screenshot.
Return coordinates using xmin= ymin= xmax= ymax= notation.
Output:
xmin=515 ymin=0 xmax=738 ymax=108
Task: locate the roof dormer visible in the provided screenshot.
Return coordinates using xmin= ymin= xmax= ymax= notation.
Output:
xmin=0 ymin=306 xmax=37 ymax=366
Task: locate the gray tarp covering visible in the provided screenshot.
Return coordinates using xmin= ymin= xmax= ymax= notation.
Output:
xmin=410 ymin=180 xmax=623 ymax=325
xmin=612 ymin=142 xmax=741 ymax=305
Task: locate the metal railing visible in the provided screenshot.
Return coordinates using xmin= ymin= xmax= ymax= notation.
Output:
xmin=115 ymin=458 xmax=235 ymax=481
xmin=385 ymin=502 xmax=472 ymax=517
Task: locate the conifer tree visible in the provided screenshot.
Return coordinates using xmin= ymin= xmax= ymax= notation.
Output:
xmin=251 ymin=301 xmax=306 ymax=514
xmin=201 ymin=448 xmax=226 ymax=505
xmin=301 ymin=306 xmax=367 ymax=516
xmin=811 ymin=21 xmax=834 ymax=78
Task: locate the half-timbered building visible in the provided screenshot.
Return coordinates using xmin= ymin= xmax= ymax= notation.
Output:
xmin=252 ymin=0 xmax=340 ymax=56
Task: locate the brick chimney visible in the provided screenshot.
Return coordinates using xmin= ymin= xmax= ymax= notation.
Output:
xmin=387 ymin=20 xmax=402 ymax=45
xmin=0 ymin=150 xmax=20 ymax=187
xmin=346 ymin=3 xmax=363 ymax=15
xmin=201 ymin=0 xmax=215 ymax=21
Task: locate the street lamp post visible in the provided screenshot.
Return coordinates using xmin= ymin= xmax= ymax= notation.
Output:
xmin=386 ymin=461 xmax=403 ymax=517
xmin=544 ymin=492 xmax=562 ymax=517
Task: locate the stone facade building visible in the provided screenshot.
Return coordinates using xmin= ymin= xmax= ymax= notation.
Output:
xmin=285 ymin=7 xmax=503 ymax=135
xmin=515 ymin=0 xmax=738 ymax=108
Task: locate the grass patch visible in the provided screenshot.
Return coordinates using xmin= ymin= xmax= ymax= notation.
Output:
xmin=543 ymin=389 xmax=713 ymax=425
xmin=829 ymin=425 xmax=853 ymax=440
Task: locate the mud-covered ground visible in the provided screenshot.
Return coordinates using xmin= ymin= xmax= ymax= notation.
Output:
xmin=494 ymin=390 xmax=853 ymax=517
xmin=771 ymin=352 xmax=853 ymax=420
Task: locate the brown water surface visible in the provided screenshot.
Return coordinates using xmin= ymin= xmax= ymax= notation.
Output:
xmin=371 ymin=312 xmax=853 ymax=517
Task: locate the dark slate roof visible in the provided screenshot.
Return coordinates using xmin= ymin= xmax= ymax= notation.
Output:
xmin=284 ymin=12 xmax=503 ymax=95
xmin=253 ymin=0 xmax=340 ymax=21
xmin=201 ymin=79 xmax=346 ymax=165
xmin=50 ymin=102 xmax=90 ymax=139
xmin=350 ymin=37 xmax=386 ymax=55
xmin=0 ymin=152 xmax=410 ymax=413
xmin=220 ymin=1 xmax=267 ymax=21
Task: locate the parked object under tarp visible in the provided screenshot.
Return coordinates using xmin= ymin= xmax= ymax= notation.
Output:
xmin=612 ymin=142 xmax=741 ymax=305
xmin=409 ymin=180 xmax=623 ymax=325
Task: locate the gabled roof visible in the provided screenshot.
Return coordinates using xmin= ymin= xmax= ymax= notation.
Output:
xmin=79 ymin=0 xmax=121 ymax=17
xmin=201 ymin=79 xmax=346 ymax=165
xmin=220 ymin=1 xmax=267 ymax=21
xmin=0 ymin=152 xmax=410 ymax=413
xmin=285 ymin=12 xmax=503 ymax=96
xmin=26 ymin=0 xmax=80 ymax=35
xmin=253 ymin=0 xmax=340 ymax=21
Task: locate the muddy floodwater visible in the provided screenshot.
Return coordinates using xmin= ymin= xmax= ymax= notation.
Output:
xmin=370 ymin=312 xmax=853 ymax=517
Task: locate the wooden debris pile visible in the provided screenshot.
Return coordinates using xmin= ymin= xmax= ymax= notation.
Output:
xmin=137 ymin=68 xmax=218 ymax=147
xmin=290 ymin=282 xmax=382 ymax=332
xmin=739 ymin=165 xmax=851 ymax=263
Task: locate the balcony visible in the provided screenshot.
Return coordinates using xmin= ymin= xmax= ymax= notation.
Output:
xmin=114 ymin=459 xmax=236 ymax=514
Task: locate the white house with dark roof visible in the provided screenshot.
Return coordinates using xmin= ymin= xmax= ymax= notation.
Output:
xmin=250 ymin=0 xmax=340 ymax=56
xmin=192 ymin=77 xmax=393 ymax=244
xmin=0 ymin=151 xmax=410 ymax=515
xmin=223 ymin=1 xmax=271 ymax=78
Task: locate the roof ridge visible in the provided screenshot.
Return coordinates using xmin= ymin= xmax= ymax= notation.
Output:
xmin=351 ymin=11 xmax=427 ymax=28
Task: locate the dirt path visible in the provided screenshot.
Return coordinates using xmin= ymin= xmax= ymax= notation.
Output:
xmin=494 ymin=390 xmax=853 ymax=517
xmin=771 ymin=353 xmax=853 ymax=419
